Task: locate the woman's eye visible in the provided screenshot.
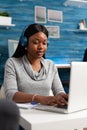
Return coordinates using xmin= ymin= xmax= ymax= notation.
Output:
xmin=32 ymin=40 xmax=47 ymax=45
xmin=43 ymin=42 xmax=47 ymax=45
xmin=33 ymin=40 xmax=39 ymax=44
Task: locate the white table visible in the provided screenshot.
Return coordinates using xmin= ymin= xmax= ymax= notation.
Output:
xmin=55 ymin=64 xmax=70 ymax=68
xmin=19 ymin=108 xmax=87 ymax=130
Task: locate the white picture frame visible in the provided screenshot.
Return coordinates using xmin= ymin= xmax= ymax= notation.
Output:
xmin=35 ymin=6 xmax=46 ymax=23
xmin=48 ymin=9 xmax=63 ymax=23
xmin=45 ymin=25 xmax=60 ymax=38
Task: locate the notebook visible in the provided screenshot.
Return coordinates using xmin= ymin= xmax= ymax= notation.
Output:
xmin=33 ymin=62 xmax=87 ymax=114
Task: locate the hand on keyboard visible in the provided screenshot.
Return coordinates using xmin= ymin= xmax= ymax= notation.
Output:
xmin=36 ymin=93 xmax=68 ymax=107
xmin=55 ymin=93 xmax=68 ymax=107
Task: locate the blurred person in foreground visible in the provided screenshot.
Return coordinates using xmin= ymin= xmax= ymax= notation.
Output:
xmin=0 ymin=99 xmax=20 ymax=130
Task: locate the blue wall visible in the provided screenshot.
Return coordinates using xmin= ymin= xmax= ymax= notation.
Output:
xmin=0 ymin=0 xmax=87 ymax=85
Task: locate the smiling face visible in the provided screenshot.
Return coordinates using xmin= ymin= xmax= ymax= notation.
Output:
xmin=26 ymin=32 xmax=48 ymax=60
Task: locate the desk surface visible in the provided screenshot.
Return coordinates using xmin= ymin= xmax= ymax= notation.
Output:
xmin=55 ymin=64 xmax=70 ymax=68
xmin=19 ymin=108 xmax=87 ymax=130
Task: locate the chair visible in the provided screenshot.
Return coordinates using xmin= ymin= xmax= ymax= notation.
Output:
xmin=8 ymin=39 xmax=18 ymax=57
xmin=83 ymin=48 xmax=87 ymax=61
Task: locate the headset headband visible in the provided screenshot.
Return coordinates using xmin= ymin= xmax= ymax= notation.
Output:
xmin=19 ymin=26 xmax=28 ymax=46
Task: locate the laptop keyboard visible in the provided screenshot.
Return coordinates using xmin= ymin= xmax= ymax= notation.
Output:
xmin=33 ymin=104 xmax=67 ymax=112
xmin=58 ymin=105 xmax=67 ymax=109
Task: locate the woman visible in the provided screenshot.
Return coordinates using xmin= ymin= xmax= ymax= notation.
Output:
xmin=3 ymin=23 xmax=68 ymax=107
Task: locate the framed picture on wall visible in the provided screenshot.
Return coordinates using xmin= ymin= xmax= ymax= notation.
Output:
xmin=45 ymin=25 xmax=60 ymax=38
xmin=35 ymin=6 xmax=46 ymax=23
xmin=48 ymin=9 xmax=63 ymax=23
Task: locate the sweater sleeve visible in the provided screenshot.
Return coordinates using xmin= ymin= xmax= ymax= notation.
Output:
xmin=3 ymin=58 xmax=18 ymax=100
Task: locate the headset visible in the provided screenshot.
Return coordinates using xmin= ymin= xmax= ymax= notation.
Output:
xmin=19 ymin=26 xmax=28 ymax=46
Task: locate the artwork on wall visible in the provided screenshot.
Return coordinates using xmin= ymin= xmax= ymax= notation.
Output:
xmin=45 ymin=25 xmax=60 ymax=38
xmin=35 ymin=6 xmax=46 ymax=23
xmin=35 ymin=6 xmax=62 ymax=38
xmin=48 ymin=9 xmax=63 ymax=23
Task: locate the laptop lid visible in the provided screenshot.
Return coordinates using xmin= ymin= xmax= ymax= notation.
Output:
xmin=67 ymin=61 xmax=87 ymax=113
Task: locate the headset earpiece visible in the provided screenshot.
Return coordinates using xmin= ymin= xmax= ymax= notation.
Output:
xmin=19 ymin=26 xmax=28 ymax=46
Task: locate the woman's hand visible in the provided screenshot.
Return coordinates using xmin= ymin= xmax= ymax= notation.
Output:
xmin=55 ymin=93 xmax=68 ymax=107
xmin=37 ymin=95 xmax=58 ymax=106
xmin=35 ymin=93 xmax=68 ymax=107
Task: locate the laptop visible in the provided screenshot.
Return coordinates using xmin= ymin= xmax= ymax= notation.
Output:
xmin=33 ymin=62 xmax=87 ymax=114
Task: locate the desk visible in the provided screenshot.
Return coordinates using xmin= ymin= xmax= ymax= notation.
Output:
xmin=19 ymin=108 xmax=87 ymax=130
xmin=55 ymin=64 xmax=70 ymax=68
